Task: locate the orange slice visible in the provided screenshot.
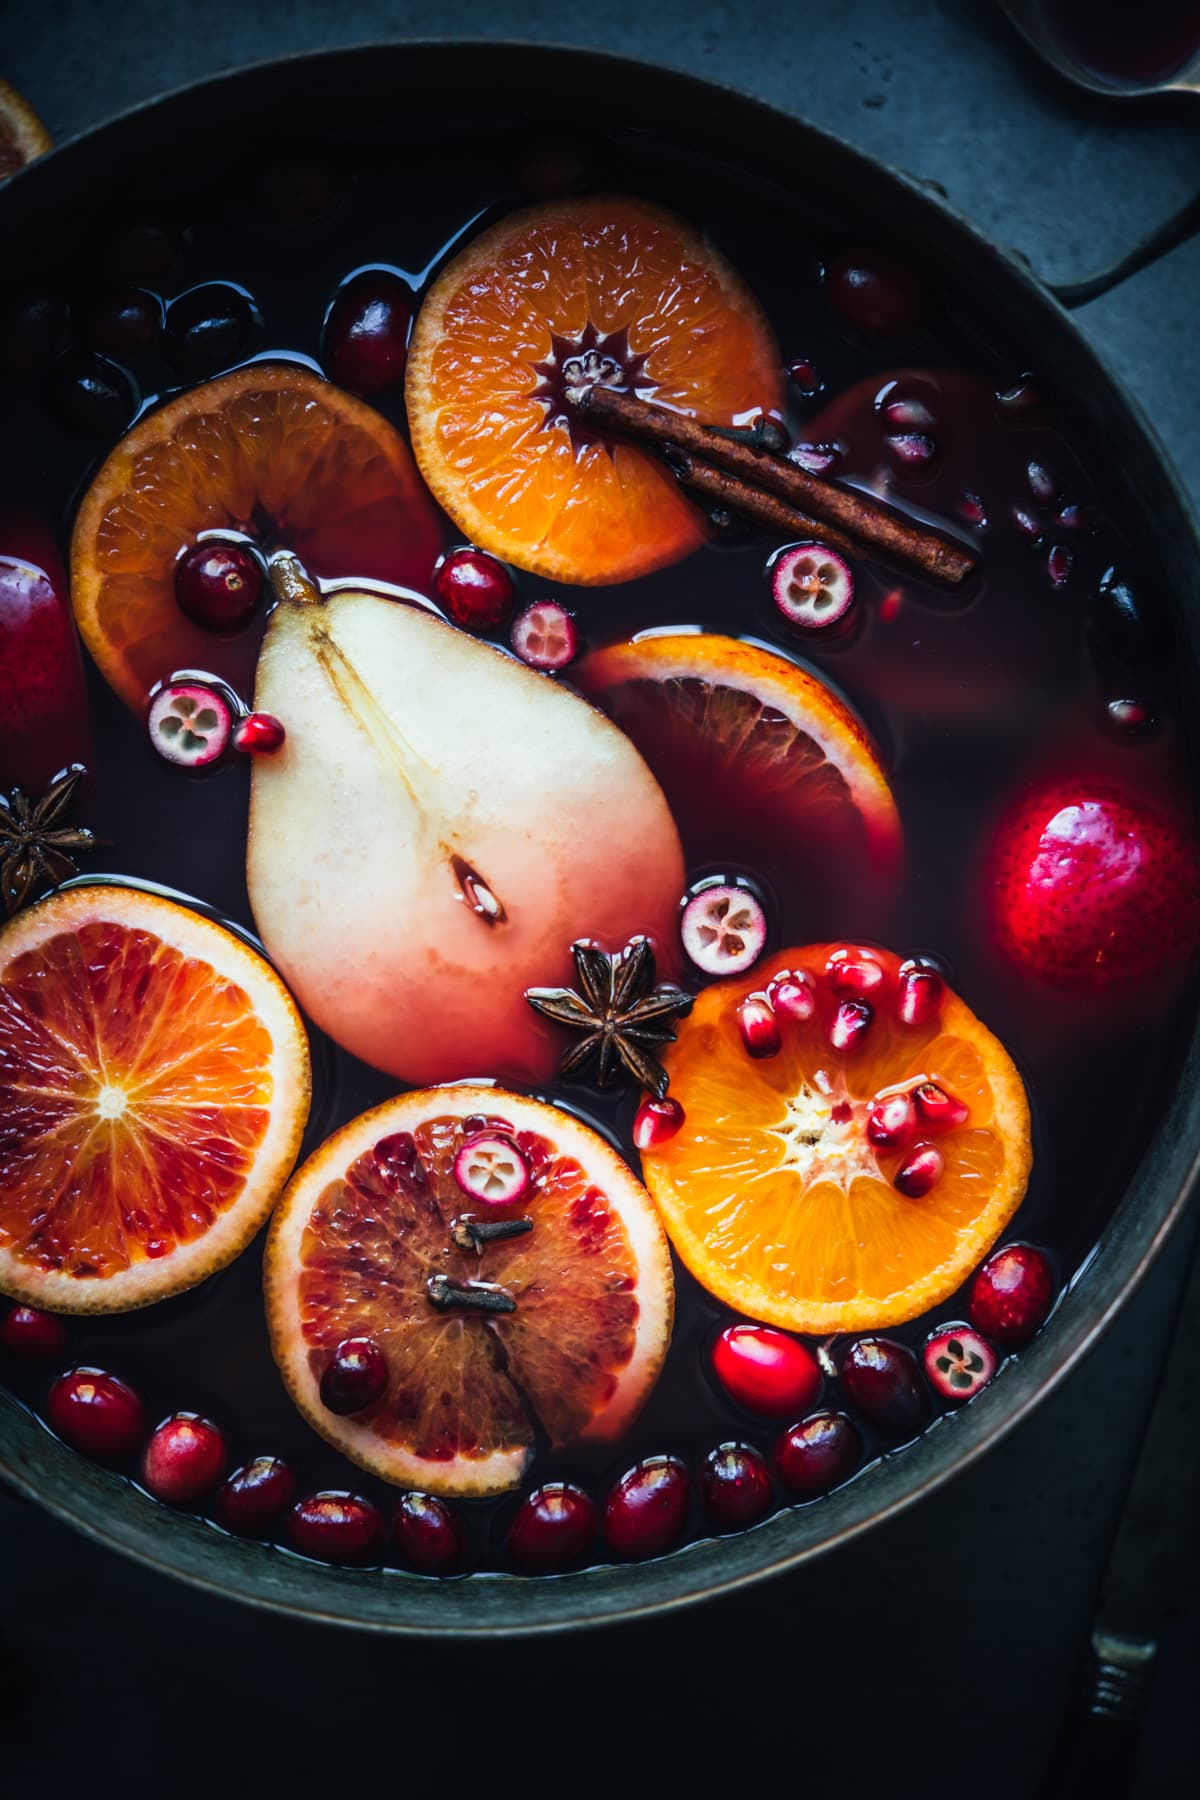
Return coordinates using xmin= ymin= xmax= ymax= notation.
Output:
xmin=640 ymin=944 xmax=1031 ymax=1332
xmin=575 ymin=632 xmax=902 ymax=895
xmin=70 ymin=363 xmax=443 ymax=713
xmin=405 ymin=196 xmax=783 ymax=585
xmin=265 ymin=1086 xmax=673 ymax=1495
xmin=0 ymin=79 xmax=51 ymax=181
xmin=0 ymin=884 xmax=310 ymax=1312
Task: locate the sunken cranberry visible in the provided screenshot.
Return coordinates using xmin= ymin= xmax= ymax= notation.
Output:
xmin=83 ymin=288 xmax=162 ymax=357
xmin=712 ymin=1324 xmax=822 ymax=1419
xmin=826 ymin=249 xmax=927 ymax=337
xmin=140 ymin=1413 xmax=228 ymax=1505
xmin=44 ymin=350 xmax=136 ymax=438
xmin=434 ymin=547 xmax=516 ymax=631
xmin=701 ymin=1442 xmax=772 ymax=1529
xmin=165 ymin=283 xmax=254 ymax=376
xmin=214 ymin=1456 xmax=297 ymax=1535
xmin=394 ymin=1492 xmax=464 ymax=1575
xmin=288 ymin=1491 xmax=384 ymax=1563
xmin=1 ymin=291 xmax=70 ymax=372
xmin=507 ymin=1482 xmax=596 ymax=1572
xmin=175 ymin=540 xmax=264 ymax=633
xmin=47 ymin=1367 xmax=146 ymax=1461
xmin=604 ymin=1455 xmax=690 ymax=1558
xmin=775 ymin=1411 xmax=862 ymax=1496
xmin=323 ymin=272 xmax=412 ymax=395
xmin=841 ymin=1338 xmax=928 ymax=1435
xmin=320 ymin=1336 xmax=389 ymax=1415
xmin=0 ymin=1304 xmax=66 ymax=1360
xmin=632 ymin=1094 xmax=685 ymax=1151
xmin=232 ymin=712 xmax=287 ymax=755
xmin=968 ymin=1243 xmax=1055 ymax=1345
xmin=923 ymin=1325 xmax=998 ymax=1402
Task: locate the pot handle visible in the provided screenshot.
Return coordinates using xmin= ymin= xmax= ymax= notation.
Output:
xmin=1042 ymin=190 xmax=1200 ymax=308
xmin=1036 ymin=1628 xmax=1156 ymax=1798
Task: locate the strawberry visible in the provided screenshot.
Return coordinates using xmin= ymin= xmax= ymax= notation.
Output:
xmin=0 ymin=517 xmax=90 ymax=792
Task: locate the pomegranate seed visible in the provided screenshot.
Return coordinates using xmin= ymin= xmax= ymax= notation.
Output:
xmin=164 ymin=283 xmax=254 ymax=376
xmin=435 ymin=547 xmax=516 ymax=631
xmin=604 ymin=1455 xmax=690 ymax=1558
xmin=141 ymin=1413 xmax=228 ymax=1505
xmin=320 ymin=1337 xmax=388 ymax=1415
xmin=766 ymin=969 xmax=816 ymax=1022
xmin=47 ymin=1367 xmax=146 ymax=1461
xmin=1026 ymin=460 xmax=1058 ymax=502
xmin=712 ymin=1323 xmax=822 ymax=1418
xmin=770 ymin=542 xmax=855 ymax=633
xmin=1047 ymin=544 xmax=1073 ymax=589
xmin=923 ymin=1325 xmax=997 ymax=1402
xmin=738 ymin=994 xmax=781 ymax=1059
xmin=288 ymin=1492 xmax=384 ymax=1563
xmin=968 ymin=1243 xmax=1055 ymax=1345
xmin=1105 ymin=697 xmax=1157 ymax=737
xmin=1 ymin=1303 xmax=66 ymax=1359
xmin=507 ymin=1482 xmax=596 ymax=1572
xmin=45 ymin=350 xmax=137 ymax=438
xmin=148 ymin=679 xmax=235 ymax=770
xmin=894 ymin=1143 xmax=944 ymax=1197
xmin=632 ymin=1094 xmax=685 ymax=1151
xmin=830 ymin=998 xmax=872 ymax=1053
xmin=323 ymin=271 xmax=412 ymax=395
xmin=789 ymin=441 xmax=842 ymax=476
xmin=825 ymin=948 xmax=885 ymax=998
xmin=787 ymin=357 xmax=821 ymax=396
xmin=453 ymin=1131 xmax=530 ymax=1206
xmin=957 ymin=491 xmax=988 ymax=529
xmin=84 ymin=287 xmax=162 ymax=357
xmin=701 ymin=1442 xmax=772 ymax=1529
xmin=841 ymin=1338 xmax=928 ymax=1435
xmin=232 ymin=711 xmax=286 ymax=755
xmin=913 ymin=1082 xmax=969 ymax=1132
xmin=879 ymin=588 xmax=903 ymax=624
xmin=867 ymin=1090 xmax=918 ymax=1150
xmin=775 ymin=1411 xmax=862 ymax=1496
xmin=394 ymin=1492 xmax=464 ymax=1575
xmin=1010 ymin=505 xmax=1042 ymax=542
xmin=1056 ymin=501 xmax=1093 ymax=533
xmin=214 ymin=1456 xmax=296 ymax=1535
xmin=896 ymin=960 xmax=944 ymax=1027
xmin=886 ymin=431 xmax=937 ymax=470
xmin=995 ymin=375 xmax=1042 ymax=414
xmin=826 ymin=249 xmax=927 ymax=336
xmin=175 ymin=541 xmax=264 ymax=633
xmin=882 ymin=396 xmax=935 ymax=432
xmin=510 ymin=599 xmax=578 ymax=671
xmin=681 ymin=882 xmax=767 ymax=976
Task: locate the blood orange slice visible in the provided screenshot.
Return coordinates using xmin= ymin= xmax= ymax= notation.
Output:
xmin=406 ymin=196 xmax=783 ymax=585
xmin=265 ymin=1086 xmax=673 ymax=1495
xmin=639 ymin=944 xmax=1031 ymax=1333
xmin=0 ymin=79 xmax=51 ymax=181
xmin=0 ymin=884 xmax=310 ymax=1312
xmin=70 ymin=363 xmax=443 ymax=713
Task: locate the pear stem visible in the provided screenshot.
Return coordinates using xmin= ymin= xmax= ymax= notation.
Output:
xmin=268 ymin=550 xmax=322 ymax=607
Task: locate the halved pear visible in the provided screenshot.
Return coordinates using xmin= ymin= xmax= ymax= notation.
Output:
xmin=246 ymin=558 xmax=686 ymax=1086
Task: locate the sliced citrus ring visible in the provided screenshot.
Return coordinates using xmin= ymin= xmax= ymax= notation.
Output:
xmin=406 ymin=195 xmax=783 ymax=585
xmin=0 ymin=884 xmax=310 ymax=1312
xmin=0 ymin=78 xmax=51 ymax=181
xmin=639 ymin=944 xmax=1031 ymax=1333
xmin=70 ymin=363 xmax=443 ymax=713
xmin=265 ymin=1086 xmax=673 ymax=1495
xmin=575 ymin=632 xmax=902 ymax=894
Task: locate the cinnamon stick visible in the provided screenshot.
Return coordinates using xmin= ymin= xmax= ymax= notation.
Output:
xmin=575 ymin=385 xmax=976 ymax=587
xmin=663 ymin=449 xmax=866 ymax=562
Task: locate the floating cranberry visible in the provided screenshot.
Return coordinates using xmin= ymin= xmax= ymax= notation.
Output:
xmin=288 ymin=1491 xmax=384 ymax=1563
xmin=1097 ymin=565 xmax=1168 ymax=667
xmin=510 ymin=599 xmax=578 ymax=671
xmin=830 ymin=998 xmax=872 ymax=1053
xmin=320 ymin=1337 xmax=389 ymax=1415
xmin=47 ymin=1368 xmax=146 ymax=1461
xmin=896 ymin=959 xmax=944 ymax=1026
xmin=453 ymin=1132 xmax=530 ymax=1207
xmin=681 ymin=881 xmax=767 ymax=977
xmin=0 ymin=536 xmax=91 ymax=792
xmin=632 ymin=1094 xmax=685 ymax=1151
xmin=165 ymin=283 xmax=254 ymax=376
xmin=712 ymin=1323 xmax=822 ymax=1419
xmin=323 ymin=271 xmax=412 ymax=395
xmin=604 ymin=1455 xmax=690 ymax=1558
xmin=701 ymin=1443 xmax=772 ymax=1530
xmin=84 ymin=288 xmax=162 ymax=357
xmin=175 ymin=540 xmax=264 ymax=633
xmin=737 ymin=994 xmax=781 ymax=1059
xmin=866 ymin=1090 xmax=918 ymax=1151
xmin=232 ymin=711 xmax=286 ymax=755
xmin=214 ymin=1456 xmax=296 ymax=1535
xmin=435 ymin=547 xmax=516 ymax=632
xmin=394 ymin=1492 xmax=464 ymax=1575
xmin=141 ymin=1413 xmax=228 ymax=1505
xmin=894 ymin=1143 xmax=944 ymax=1198
xmin=507 ymin=1482 xmax=596 ymax=1572
xmin=1 ymin=291 xmax=70 ymax=373
xmin=44 ymin=350 xmax=136 ymax=438
xmin=913 ymin=1082 xmax=968 ymax=1133
xmin=766 ymin=968 xmax=816 ymax=1022
xmin=148 ymin=679 xmax=235 ymax=770
xmin=969 ymin=1243 xmax=1055 ymax=1345
xmin=0 ymin=1304 xmax=66 ymax=1360
xmin=923 ymin=1325 xmax=997 ymax=1402
xmin=841 ymin=1338 xmax=928 ymax=1435
xmin=770 ymin=542 xmax=855 ymax=633
xmin=775 ymin=1411 xmax=862 ymax=1496
xmin=826 ymin=248 xmax=926 ymax=336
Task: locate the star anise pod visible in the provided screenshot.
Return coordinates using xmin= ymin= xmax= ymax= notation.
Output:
xmin=0 ymin=764 xmax=96 ymax=916
xmin=525 ymin=936 xmax=693 ymax=1099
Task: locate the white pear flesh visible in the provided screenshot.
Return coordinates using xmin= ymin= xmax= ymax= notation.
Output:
xmin=247 ymin=588 xmax=686 ymax=1086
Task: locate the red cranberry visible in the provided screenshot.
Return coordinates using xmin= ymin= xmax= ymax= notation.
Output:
xmin=140 ymin=1413 xmax=228 ymax=1505
xmin=826 ymin=249 xmax=927 ymax=336
xmin=394 ymin=1492 xmax=464 ymax=1574
xmin=701 ymin=1443 xmax=772 ymax=1530
xmin=165 ymin=283 xmax=254 ymax=376
xmin=923 ymin=1325 xmax=998 ymax=1402
xmin=841 ymin=1338 xmax=928 ymax=1436
xmin=44 ymin=350 xmax=136 ymax=438
xmin=968 ymin=1243 xmax=1055 ymax=1345
xmin=1 ymin=1303 xmax=67 ymax=1359
xmin=214 ymin=1456 xmax=296 ymax=1535
xmin=434 ymin=547 xmax=516 ymax=631
xmin=232 ymin=711 xmax=286 ymax=755
xmin=711 ymin=1323 xmax=822 ymax=1419
xmin=175 ymin=540 xmax=264 ymax=632
xmin=324 ymin=272 xmax=412 ymax=395
xmin=320 ymin=1336 xmax=389 ymax=1415
xmin=507 ymin=1482 xmax=596 ymax=1572
xmin=604 ymin=1455 xmax=690 ymax=1558
xmin=47 ymin=1367 xmax=146 ymax=1461
xmin=288 ymin=1491 xmax=384 ymax=1563
xmin=84 ymin=288 xmax=162 ymax=357
xmin=775 ymin=1411 xmax=862 ymax=1496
